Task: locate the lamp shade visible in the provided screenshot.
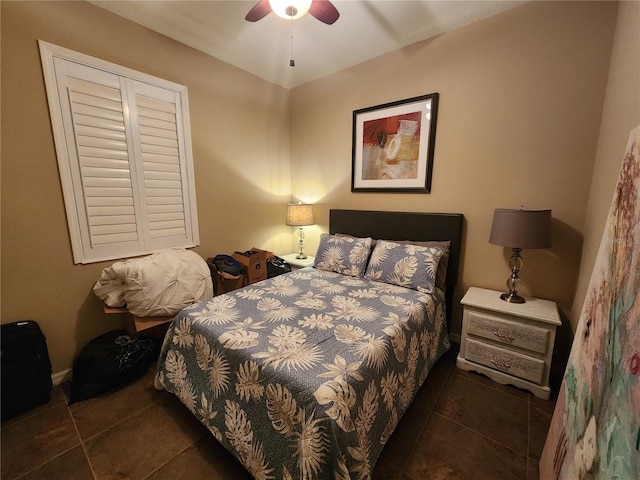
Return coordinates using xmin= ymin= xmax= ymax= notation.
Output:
xmin=286 ymin=204 xmax=315 ymax=226
xmin=489 ymin=208 xmax=552 ymax=249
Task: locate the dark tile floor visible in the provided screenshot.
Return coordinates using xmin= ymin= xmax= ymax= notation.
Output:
xmin=1 ymin=343 xmax=556 ymax=480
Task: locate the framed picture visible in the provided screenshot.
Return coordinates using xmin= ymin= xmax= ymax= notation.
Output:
xmin=351 ymin=93 xmax=439 ymax=192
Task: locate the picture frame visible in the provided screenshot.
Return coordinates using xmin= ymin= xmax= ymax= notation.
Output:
xmin=351 ymin=93 xmax=439 ymax=192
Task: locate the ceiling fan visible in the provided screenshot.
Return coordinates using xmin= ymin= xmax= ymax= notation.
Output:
xmin=245 ymin=0 xmax=340 ymax=25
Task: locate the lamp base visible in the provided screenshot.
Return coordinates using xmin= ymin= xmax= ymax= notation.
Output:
xmin=500 ymin=292 xmax=526 ymax=304
xmin=295 ymin=226 xmax=307 ymax=260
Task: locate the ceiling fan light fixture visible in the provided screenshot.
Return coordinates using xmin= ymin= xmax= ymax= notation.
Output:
xmin=269 ymin=0 xmax=312 ymax=20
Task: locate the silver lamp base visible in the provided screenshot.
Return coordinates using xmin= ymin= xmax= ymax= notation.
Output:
xmin=500 ymin=291 xmax=526 ymax=303
xmin=500 ymin=247 xmax=526 ymax=303
xmin=296 ymin=226 xmax=307 ymax=259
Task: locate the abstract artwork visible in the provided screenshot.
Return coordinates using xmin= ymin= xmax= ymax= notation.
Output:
xmin=351 ymin=93 xmax=439 ymax=192
xmin=540 ymin=125 xmax=640 ymax=479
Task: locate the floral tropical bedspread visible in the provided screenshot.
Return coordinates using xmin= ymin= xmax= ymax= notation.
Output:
xmin=154 ymin=267 xmax=450 ymax=480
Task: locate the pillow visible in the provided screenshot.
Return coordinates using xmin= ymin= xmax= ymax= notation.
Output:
xmin=364 ymin=240 xmax=444 ymax=292
xmin=314 ymin=234 xmax=372 ymax=277
xmin=336 ymin=236 xmax=450 ymax=290
xmin=395 ymin=240 xmax=450 ymax=291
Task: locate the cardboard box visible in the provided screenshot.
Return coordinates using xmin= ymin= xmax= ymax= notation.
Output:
xmin=103 ymin=304 xmax=173 ymax=338
xmin=206 ymin=258 xmax=244 ymax=295
xmin=232 ymin=248 xmax=268 ymax=285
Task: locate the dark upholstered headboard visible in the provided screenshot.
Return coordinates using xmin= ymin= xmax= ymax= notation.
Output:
xmin=329 ymin=209 xmax=464 ymax=323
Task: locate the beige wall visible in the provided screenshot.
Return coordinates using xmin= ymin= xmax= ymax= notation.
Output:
xmin=289 ymin=0 xmax=618 ymax=365
xmin=570 ymin=1 xmax=640 ymax=327
xmin=1 ymin=1 xmax=292 ymax=374
xmin=1 ymin=1 xmax=631 ymax=377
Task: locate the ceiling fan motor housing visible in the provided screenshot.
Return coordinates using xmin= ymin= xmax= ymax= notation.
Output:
xmin=285 ymin=6 xmax=298 ymax=17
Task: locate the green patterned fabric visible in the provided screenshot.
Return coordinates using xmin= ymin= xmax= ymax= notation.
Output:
xmin=155 ymin=267 xmax=449 ymax=480
xmin=364 ymin=240 xmax=444 ymax=293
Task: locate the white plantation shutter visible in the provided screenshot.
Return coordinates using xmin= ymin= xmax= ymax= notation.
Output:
xmin=65 ymin=67 xmax=140 ymax=256
xmin=133 ymin=86 xmax=190 ymax=242
xmin=39 ymin=41 xmax=199 ymax=264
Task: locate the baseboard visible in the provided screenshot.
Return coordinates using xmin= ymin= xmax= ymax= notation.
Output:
xmin=52 ymin=368 xmax=72 ymax=386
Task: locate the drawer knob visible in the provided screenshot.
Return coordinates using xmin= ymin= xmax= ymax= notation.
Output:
xmin=493 ymin=328 xmax=515 ymax=342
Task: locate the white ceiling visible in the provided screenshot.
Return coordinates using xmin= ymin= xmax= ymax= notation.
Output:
xmin=91 ymin=0 xmax=524 ymax=89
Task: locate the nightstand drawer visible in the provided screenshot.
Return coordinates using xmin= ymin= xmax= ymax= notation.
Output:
xmin=465 ymin=338 xmax=545 ymax=384
xmin=466 ymin=310 xmax=550 ymax=355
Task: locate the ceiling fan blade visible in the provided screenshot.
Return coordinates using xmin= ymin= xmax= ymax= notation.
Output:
xmin=245 ymin=0 xmax=272 ymax=22
xmin=309 ymin=0 xmax=340 ymax=25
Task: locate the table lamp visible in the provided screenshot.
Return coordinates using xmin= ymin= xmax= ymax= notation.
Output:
xmin=286 ymin=203 xmax=315 ymax=259
xmin=489 ymin=208 xmax=552 ymax=303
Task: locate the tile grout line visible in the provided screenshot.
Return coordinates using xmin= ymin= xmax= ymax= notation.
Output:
xmin=0 ymin=386 xmax=66 ymax=429
xmin=2 ymin=389 xmax=65 ymax=479
xmin=74 ymin=389 xmax=206 ymax=480
xmin=451 ymin=368 xmax=532 ymax=401
xmin=399 ymin=363 xmax=453 ymax=480
xmin=5 ymin=373 xmax=168 ymax=479
xmin=70 ymin=400 xmax=156 ymax=444
xmin=68 ymin=373 xmax=163 ymax=444
xmin=66 ymin=392 xmax=99 ymax=480
xmin=11 ymin=381 xmax=159 ymax=480
xmin=432 ymin=408 xmax=530 ymax=461
xmin=140 ymin=437 xmax=200 ymax=480
xmin=441 ymin=368 xmax=531 ymax=452
xmin=10 ymin=402 xmax=89 ymax=480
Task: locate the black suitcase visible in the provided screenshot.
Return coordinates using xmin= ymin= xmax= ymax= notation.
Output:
xmin=1 ymin=320 xmax=53 ymax=421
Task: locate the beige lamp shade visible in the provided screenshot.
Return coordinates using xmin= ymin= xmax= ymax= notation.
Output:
xmin=286 ymin=204 xmax=315 ymax=226
xmin=489 ymin=208 xmax=552 ymax=249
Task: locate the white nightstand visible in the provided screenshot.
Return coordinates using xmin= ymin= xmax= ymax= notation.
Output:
xmin=281 ymin=253 xmax=315 ymax=270
xmin=456 ymin=287 xmax=561 ymax=399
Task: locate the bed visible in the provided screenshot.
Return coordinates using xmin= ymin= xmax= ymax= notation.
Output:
xmin=154 ymin=209 xmax=463 ymax=480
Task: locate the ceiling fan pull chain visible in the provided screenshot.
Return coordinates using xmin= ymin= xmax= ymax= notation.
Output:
xmin=290 ymin=33 xmax=295 ymax=67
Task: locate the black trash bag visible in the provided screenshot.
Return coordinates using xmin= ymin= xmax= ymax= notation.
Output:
xmin=68 ymin=330 xmax=160 ymax=404
xmin=267 ymin=256 xmax=292 ymax=278
xmin=212 ymin=254 xmax=243 ymax=277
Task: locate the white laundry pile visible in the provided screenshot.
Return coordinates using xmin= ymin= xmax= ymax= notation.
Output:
xmin=93 ymin=248 xmax=213 ymax=317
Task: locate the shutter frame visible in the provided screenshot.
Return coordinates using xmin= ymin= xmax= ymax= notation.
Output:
xmin=39 ymin=40 xmax=199 ymax=264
